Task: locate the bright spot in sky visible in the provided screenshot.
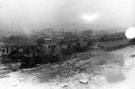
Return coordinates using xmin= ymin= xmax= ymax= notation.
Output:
xmin=81 ymin=14 xmax=99 ymax=22
xmin=125 ymin=26 xmax=135 ymax=39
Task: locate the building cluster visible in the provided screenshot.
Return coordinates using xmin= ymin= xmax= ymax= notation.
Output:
xmin=0 ymin=29 xmax=127 ymax=69
xmin=0 ymin=30 xmax=97 ymax=68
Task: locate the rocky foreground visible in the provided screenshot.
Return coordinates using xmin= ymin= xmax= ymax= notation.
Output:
xmin=0 ymin=46 xmax=135 ymax=89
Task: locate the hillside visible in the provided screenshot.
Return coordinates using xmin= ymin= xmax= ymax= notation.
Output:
xmin=0 ymin=46 xmax=135 ymax=89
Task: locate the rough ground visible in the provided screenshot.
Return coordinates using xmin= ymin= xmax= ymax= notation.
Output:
xmin=0 ymin=46 xmax=135 ymax=89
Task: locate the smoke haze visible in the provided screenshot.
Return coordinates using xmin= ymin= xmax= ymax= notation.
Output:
xmin=0 ymin=0 xmax=134 ymax=36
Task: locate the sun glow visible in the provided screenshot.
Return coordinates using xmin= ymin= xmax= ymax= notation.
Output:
xmin=125 ymin=26 xmax=135 ymax=39
xmin=81 ymin=14 xmax=99 ymax=22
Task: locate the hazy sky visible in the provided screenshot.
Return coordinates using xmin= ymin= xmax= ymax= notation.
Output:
xmin=0 ymin=0 xmax=134 ymax=35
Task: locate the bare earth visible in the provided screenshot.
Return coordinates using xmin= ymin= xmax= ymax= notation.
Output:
xmin=0 ymin=46 xmax=135 ymax=89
